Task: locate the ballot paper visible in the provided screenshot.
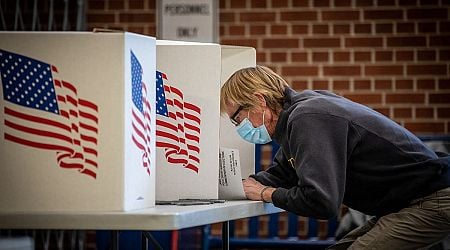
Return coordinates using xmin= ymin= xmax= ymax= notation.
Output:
xmin=219 ymin=148 xmax=247 ymax=200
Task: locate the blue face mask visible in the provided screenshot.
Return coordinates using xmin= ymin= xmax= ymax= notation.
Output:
xmin=236 ymin=111 xmax=272 ymax=144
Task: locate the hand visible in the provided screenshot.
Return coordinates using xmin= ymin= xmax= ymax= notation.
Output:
xmin=242 ymin=177 xmax=274 ymax=202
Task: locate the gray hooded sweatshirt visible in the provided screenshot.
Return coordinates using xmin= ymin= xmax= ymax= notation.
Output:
xmin=252 ymin=87 xmax=450 ymax=219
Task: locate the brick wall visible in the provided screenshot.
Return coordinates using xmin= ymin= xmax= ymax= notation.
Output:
xmin=87 ymin=0 xmax=450 ymax=134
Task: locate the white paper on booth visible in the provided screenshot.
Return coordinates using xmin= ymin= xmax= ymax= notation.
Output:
xmin=219 ymin=148 xmax=246 ymax=200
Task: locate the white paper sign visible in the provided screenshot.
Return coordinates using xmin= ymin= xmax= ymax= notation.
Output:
xmin=219 ymin=148 xmax=246 ymax=200
xmin=158 ymin=0 xmax=218 ymax=42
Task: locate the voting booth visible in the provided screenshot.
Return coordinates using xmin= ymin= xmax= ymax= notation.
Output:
xmin=0 ymin=32 xmax=156 ymax=212
xmin=220 ymin=45 xmax=257 ymax=179
xmin=155 ymin=40 xmax=256 ymax=201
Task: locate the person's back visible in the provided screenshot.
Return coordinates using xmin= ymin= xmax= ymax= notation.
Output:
xmin=288 ymin=90 xmax=448 ymax=216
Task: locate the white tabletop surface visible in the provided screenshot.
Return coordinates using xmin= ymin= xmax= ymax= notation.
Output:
xmin=0 ymin=200 xmax=283 ymax=230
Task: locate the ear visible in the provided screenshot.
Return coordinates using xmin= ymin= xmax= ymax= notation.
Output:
xmin=254 ymin=93 xmax=267 ymax=108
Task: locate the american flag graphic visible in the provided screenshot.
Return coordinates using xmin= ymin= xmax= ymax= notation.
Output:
xmin=0 ymin=50 xmax=99 ymax=179
xmin=156 ymin=71 xmax=201 ymax=173
xmin=130 ymin=50 xmax=152 ymax=176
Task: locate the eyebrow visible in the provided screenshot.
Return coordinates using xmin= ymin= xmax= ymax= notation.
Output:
xmin=230 ymin=105 xmax=244 ymax=121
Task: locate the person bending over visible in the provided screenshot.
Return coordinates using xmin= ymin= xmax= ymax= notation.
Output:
xmin=220 ymin=65 xmax=450 ymax=249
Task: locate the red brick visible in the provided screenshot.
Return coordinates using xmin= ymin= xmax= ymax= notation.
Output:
xmin=344 ymin=94 xmax=382 ymax=104
xmin=440 ymin=21 xmax=450 ymax=33
xmin=109 ymin=0 xmax=125 ymax=9
xmin=313 ymin=0 xmax=330 ymax=7
xmin=365 ymin=65 xmax=403 ymax=75
xmin=271 ymin=25 xmax=288 ymax=35
xmin=407 ymin=8 xmax=448 ymax=19
xmin=119 ymin=13 xmax=154 ymax=23
xmin=354 ymin=24 xmax=372 ymax=34
xmin=311 ymin=52 xmax=327 ymax=62
xmin=280 ymin=11 xmax=317 ymax=21
xmin=272 ymin=0 xmax=289 ymax=8
xmin=417 ymin=79 xmax=436 ymax=89
xmin=282 ymin=66 xmax=319 ymax=76
xmin=387 ymin=37 xmax=426 ymax=47
xmin=407 ymin=65 xmax=447 ymax=75
xmin=378 ymin=0 xmax=396 ymax=5
xmin=334 ymin=51 xmax=351 ymax=62
xmin=396 ymin=79 xmax=414 ymax=89
xmin=354 ymin=79 xmax=371 ymax=89
xmin=220 ymin=12 xmax=236 ymax=22
xmin=364 ymin=10 xmax=403 ymax=20
xmin=375 ymin=51 xmax=393 ymax=61
xmin=292 ymin=0 xmax=309 ymax=7
xmin=87 ymin=13 xmax=115 ymax=23
xmin=127 ymin=26 xmax=145 ymax=34
xmin=304 ymin=38 xmax=341 ymax=48
xmin=376 ymin=23 xmax=393 ymax=33
xmin=250 ymin=25 xmax=266 ymax=35
xmin=396 ymin=22 xmax=415 ymax=33
xmin=386 ymin=93 xmax=425 ymax=103
xmin=356 ymin=0 xmax=374 ymax=6
xmin=263 ymin=38 xmax=299 ymax=48
xmin=394 ymin=108 xmax=412 ymax=118
xmin=437 ymin=108 xmax=450 ymax=118
xmin=396 ymin=50 xmax=414 ymax=61
xmin=416 ymin=108 xmax=435 ymax=118
xmin=417 ymin=50 xmax=436 ymax=61
xmin=323 ymin=66 xmax=361 ymax=76
xmin=322 ymin=11 xmax=360 ymax=20
xmin=292 ymin=52 xmax=308 ymax=62
xmin=404 ymin=122 xmax=445 ymax=133
xmin=240 ymin=12 xmax=276 ymax=22
xmin=420 ymin=0 xmax=439 ymax=5
xmin=256 ymin=52 xmax=267 ymax=62
xmin=398 ymin=0 xmax=418 ymax=6
xmin=334 ymin=24 xmax=350 ymax=34
xmin=292 ymin=25 xmax=309 ymax=34
xmin=430 ymin=93 xmax=450 ymax=104
xmin=292 ymin=80 xmax=308 ymax=90
xmin=313 ymin=80 xmax=330 ymax=90
xmin=148 ymin=0 xmax=155 ymax=8
xmin=374 ymin=108 xmax=390 ymax=117
xmin=418 ymin=22 xmax=437 ymax=33
xmin=354 ymin=52 xmax=372 ymax=62
xmin=221 ymin=39 xmax=258 ymax=48
xmin=229 ymin=25 xmax=245 ymax=36
xmin=271 ymin=52 xmax=287 ymax=62
xmin=333 ymin=80 xmax=350 ymax=90
xmin=230 ymin=0 xmax=247 ymax=8
xmin=313 ymin=24 xmax=329 ymax=34
xmin=251 ymin=0 xmax=267 ymax=8
xmin=147 ymin=25 xmax=156 ymax=36
xmin=375 ymin=79 xmax=392 ymax=89
xmin=129 ymin=0 xmax=144 ymax=9
xmin=345 ymin=37 xmax=383 ymax=47
xmin=438 ymin=79 xmax=450 ymax=89
xmin=89 ymin=0 xmax=105 ymax=10
xmin=335 ymin=0 xmax=352 ymax=6
xmin=430 ymin=35 xmax=450 ymax=46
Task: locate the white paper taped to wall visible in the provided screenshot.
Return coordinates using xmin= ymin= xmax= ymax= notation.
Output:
xmin=218 ymin=148 xmax=247 ymax=200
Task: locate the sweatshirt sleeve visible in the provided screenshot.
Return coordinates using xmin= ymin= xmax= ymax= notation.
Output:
xmin=271 ymin=113 xmax=349 ymax=219
xmin=251 ymin=147 xmax=299 ymax=189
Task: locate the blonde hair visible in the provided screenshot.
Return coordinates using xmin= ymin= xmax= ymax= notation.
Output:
xmin=220 ymin=65 xmax=288 ymax=114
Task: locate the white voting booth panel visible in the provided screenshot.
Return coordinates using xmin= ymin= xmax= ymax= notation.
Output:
xmin=0 ymin=32 xmax=156 ymax=212
xmin=155 ymin=41 xmax=255 ymax=201
xmin=220 ymin=46 xmax=256 ymax=179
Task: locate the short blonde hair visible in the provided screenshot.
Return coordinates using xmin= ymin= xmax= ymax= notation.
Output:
xmin=220 ymin=65 xmax=288 ymax=114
